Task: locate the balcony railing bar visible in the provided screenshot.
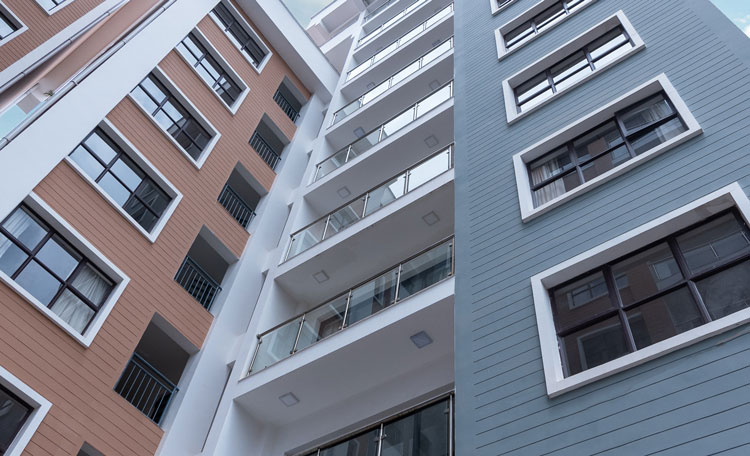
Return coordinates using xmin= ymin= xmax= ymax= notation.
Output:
xmin=174 ymin=257 xmax=222 ymax=310
xmin=291 ymin=142 xmax=454 ymax=260
xmin=316 ymin=80 xmax=454 ymax=182
xmin=364 ymin=0 xmax=397 ymax=22
xmin=115 ymin=353 xmax=178 ymax=425
xmin=331 ymin=36 xmax=454 ymax=127
xmin=218 ymin=184 xmax=256 ymax=229
xmin=250 ymin=236 xmax=455 ymax=372
xmin=358 ymin=0 xmax=428 ymax=46
xmin=346 ymin=3 xmax=453 ymax=81
xmin=250 ymin=132 xmax=282 ymax=170
xmin=273 ymin=90 xmax=300 ymax=122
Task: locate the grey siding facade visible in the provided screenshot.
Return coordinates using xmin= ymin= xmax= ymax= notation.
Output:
xmin=453 ymin=0 xmax=750 ymax=455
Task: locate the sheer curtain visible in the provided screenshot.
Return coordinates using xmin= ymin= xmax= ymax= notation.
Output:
xmin=531 ymin=166 xmax=566 ymax=206
xmin=50 ymin=265 xmax=110 ymax=333
xmin=0 ymin=209 xmax=31 ymax=258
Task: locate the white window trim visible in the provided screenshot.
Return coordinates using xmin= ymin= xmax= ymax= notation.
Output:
xmin=513 ymin=74 xmax=702 ymax=222
xmin=0 ymin=365 xmax=51 ymax=456
xmin=63 ymin=119 xmax=183 ymax=243
xmin=208 ymin=0 xmax=272 ymax=74
xmin=0 ymin=193 xmax=130 ymax=347
xmin=34 ymin=0 xmax=76 ymax=16
xmin=495 ymin=0 xmax=599 ymax=61
xmin=502 ymin=11 xmax=645 ymax=124
xmin=531 ymin=182 xmax=750 ymax=397
xmin=177 ymin=27 xmax=250 ymax=115
xmin=127 ymin=66 xmax=221 ymax=170
xmin=490 ymin=0 xmax=519 ymax=16
xmin=0 ymin=2 xmax=28 ymax=48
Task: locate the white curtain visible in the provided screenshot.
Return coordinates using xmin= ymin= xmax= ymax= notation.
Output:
xmin=50 ymin=265 xmax=109 ymax=333
xmin=531 ymin=164 xmax=567 ymax=206
xmin=0 ymin=208 xmax=31 ymax=260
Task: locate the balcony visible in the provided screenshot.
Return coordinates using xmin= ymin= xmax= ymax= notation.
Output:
xmin=251 ymin=237 xmax=454 ymax=373
xmin=115 ymin=354 xmax=178 ymax=425
xmin=331 ymin=37 xmax=454 ymax=128
xmin=290 ymin=144 xmax=453 ymax=260
xmin=357 ymin=0 xmax=429 ymax=47
xmin=250 ymin=132 xmax=282 ymax=170
xmin=345 ymin=3 xmax=454 ymax=86
xmin=317 ymin=81 xmax=453 ymax=182
xmin=174 ymin=257 xmax=222 ymax=310
xmin=274 ymin=90 xmax=300 ymax=123
xmin=218 ymin=184 xmax=256 ymax=229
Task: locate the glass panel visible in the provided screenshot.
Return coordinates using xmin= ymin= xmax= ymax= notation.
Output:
xmin=374 ymin=41 xmax=399 ymax=63
xmin=348 ymin=61 xmax=370 ymax=81
xmin=676 ymin=214 xmax=750 ymax=274
xmin=36 ymin=236 xmax=80 ymax=280
xmin=50 ymin=290 xmax=95 ymax=333
xmin=551 ymin=51 xmax=591 ymax=91
xmin=362 ymin=80 xmax=390 ymax=106
xmin=287 ymin=218 xmax=327 ymax=259
xmin=320 ymin=428 xmax=379 ymax=456
xmin=347 ymin=268 xmax=399 ymax=326
xmin=529 ymin=147 xmax=573 ymax=185
xmin=111 ymin=157 xmax=144 ymax=191
xmin=697 ymin=261 xmax=750 ymax=320
xmin=630 ymin=118 xmax=687 ymax=155
xmin=0 ymin=387 xmax=31 ymax=452
xmin=422 ymin=40 xmax=452 ymax=66
xmin=416 ymin=84 xmax=451 ymax=117
xmin=397 ymin=241 xmax=453 ymax=300
xmin=382 ymin=109 xmax=414 ymax=138
xmin=83 ymin=131 xmax=117 ymax=164
xmin=71 ymin=263 xmax=112 ymax=308
xmin=580 ymin=145 xmax=630 ymax=181
xmin=398 ymin=26 xmax=423 ymax=45
xmin=251 ymin=317 xmax=302 ymax=371
xmin=333 ymin=101 xmax=360 ymax=124
xmin=350 ymin=130 xmax=381 ymax=156
xmin=381 ymin=399 xmax=450 ymax=456
xmin=135 ymin=180 xmax=170 ymax=214
xmin=407 ymin=150 xmax=450 ymax=191
xmin=124 ymin=199 xmax=158 ymax=232
xmin=15 ymin=260 xmax=62 ymax=305
xmin=552 ymin=271 xmax=612 ymax=330
xmin=562 ymin=315 xmax=629 ymax=376
xmin=316 ymin=148 xmax=350 ymax=180
xmin=589 ymin=28 xmax=630 ymax=65
xmin=365 ymin=175 xmax=406 ymax=216
xmin=533 ymin=172 xmax=580 ymax=207
xmin=611 ymin=243 xmax=682 ymax=305
xmin=141 ymin=76 xmax=166 ymax=103
xmin=620 ymin=94 xmax=674 ymax=133
xmin=516 ymin=73 xmax=550 ymax=105
xmin=295 ymin=295 xmax=348 ymax=351
xmin=536 ymin=2 xmax=566 ymax=31
xmin=99 ymin=173 xmax=131 ymax=206
xmin=131 ymin=86 xmax=158 ymax=114
xmin=573 ymin=121 xmax=624 ymax=162
xmin=324 ymin=197 xmax=366 ymax=239
xmin=424 ymin=5 xmax=451 ymax=29
xmin=505 ymin=22 xmax=534 ymax=49
xmin=70 ymin=146 xmax=105 ymax=179
xmin=3 ymin=208 xmax=47 ymax=250
xmin=0 ymin=234 xmax=27 ymax=277
xmin=627 ymin=287 xmax=703 ymax=350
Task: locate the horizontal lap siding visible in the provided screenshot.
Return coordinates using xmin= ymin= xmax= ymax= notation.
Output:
xmin=0 ymin=4 xmax=311 ymax=455
xmin=0 ymin=0 xmax=105 ymax=71
xmin=454 ymin=0 xmax=750 ymax=455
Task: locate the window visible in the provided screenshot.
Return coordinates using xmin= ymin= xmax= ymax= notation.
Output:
xmin=528 ymin=92 xmax=687 ymax=207
xmin=35 ymin=0 xmax=71 ymax=12
xmin=532 ymin=183 xmax=750 ymax=396
xmin=513 ymin=74 xmax=702 ymax=221
xmin=68 ymin=127 xmax=173 ymax=233
xmin=0 ymin=8 xmax=18 ymax=40
xmin=499 ymin=0 xmax=593 ymax=54
xmin=130 ymin=71 xmax=216 ymax=163
xmin=0 ymin=205 xmax=115 ymax=334
xmin=175 ymin=30 xmax=247 ymax=110
xmin=0 ymin=384 xmax=32 ymax=454
xmin=491 ymin=0 xmax=518 ymax=15
xmin=210 ymin=0 xmax=270 ymax=70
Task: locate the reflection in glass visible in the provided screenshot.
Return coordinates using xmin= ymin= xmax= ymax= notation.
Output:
xmin=287 ymin=218 xmax=327 ymax=259
xmin=365 ymin=176 xmax=406 ymax=216
xmin=381 ymin=399 xmax=450 ymax=456
xmin=677 ymin=214 xmax=750 ymax=273
xmin=397 ymin=241 xmax=452 ymax=300
xmin=347 ymin=268 xmax=399 ymax=325
xmin=324 ymin=198 xmax=366 ymax=239
xmin=552 ymin=271 xmax=612 ymax=330
xmin=320 ymin=429 xmax=379 ymax=456
xmin=697 ymin=261 xmax=750 ymax=320
xmin=251 ymin=317 xmax=302 ymax=372
xmin=407 ymin=150 xmax=451 ymax=191
xmin=562 ymin=315 xmax=628 ymax=376
xmin=627 ymin=287 xmax=703 ymax=349
xmin=296 ymin=295 xmax=348 ymax=351
xmin=611 ymin=243 xmax=682 ymax=305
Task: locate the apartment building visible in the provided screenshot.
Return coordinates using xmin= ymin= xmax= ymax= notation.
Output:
xmin=455 ymin=0 xmax=750 ymax=455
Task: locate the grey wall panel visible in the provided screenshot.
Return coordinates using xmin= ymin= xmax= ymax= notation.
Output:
xmin=454 ymin=0 xmax=750 ymax=454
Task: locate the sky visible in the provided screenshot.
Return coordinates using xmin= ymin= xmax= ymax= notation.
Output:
xmin=283 ymin=0 xmax=750 ymax=34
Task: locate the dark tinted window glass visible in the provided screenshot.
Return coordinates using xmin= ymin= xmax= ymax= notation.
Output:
xmin=0 ymin=385 xmax=32 ymax=453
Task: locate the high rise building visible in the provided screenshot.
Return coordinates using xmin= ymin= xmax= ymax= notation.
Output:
xmin=0 ymin=0 xmax=747 ymax=455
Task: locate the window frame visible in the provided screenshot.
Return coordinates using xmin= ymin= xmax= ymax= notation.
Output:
xmin=127 ymin=66 xmax=221 ymax=169
xmin=0 ymin=2 xmax=26 ymax=47
xmin=63 ymin=119 xmax=182 ymax=243
xmin=175 ymin=28 xmax=250 ymax=115
xmin=531 ymin=183 xmax=750 ymax=397
xmin=502 ymin=11 xmax=645 ymax=124
xmin=0 ymin=366 xmax=51 ymax=456
xmin=495 ymin=0 xmax=598 ymax=60
xmin=34 ymin=0 xmax=75 ymax=15
xmin=513 ymin=74 xmax=703 ymax=222
xmin=490 ymin=0 xmax=519 ymax=15
xmin=208 ymin=0 xmax=272 ymax=74
xmin=0 ymin=193 xmax=129 ymax=347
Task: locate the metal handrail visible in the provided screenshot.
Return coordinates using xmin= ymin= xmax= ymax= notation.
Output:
xmin=331 ymin=36 xmax=453 ymax=127
xmin=218 ymin=184 xmax=256 ymax=229
xmin=114 ymin=353 xmax=178 ymax=425
xmin=273 ymin=90 xmax=300 ymax=122
xmin=316 ymin=80 xmax=454 ymax=182
xmin=289 ymin=143 xmax=454 ymax=261
xmin=346 ymin=3 xmax=453 ymax=82
xmin=358 ymin=0 xmax=429 ymax=46
xmin=174 ymin=257 xmax=222 ymax=310
xmin=250 ymin=236 xmax=455 ymax=373
xmin=250 ymin=132 xmax=282 ymax=170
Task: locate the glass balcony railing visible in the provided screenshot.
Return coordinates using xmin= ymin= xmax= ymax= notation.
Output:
xmin=358 ymin=0 xmax=429 ymax=47
xmin=363 ymin=0 xmax=397 ymax=22
xmin=346 ymin=3 xmax=453 ymax=82
xmin=250 ymin=237 xmax=454 ymax=373
xmin=331 ymin=37 xmax=453 ymax=127
xmin=317 ymin=80 xmax=453 ymax=181
xmin=290 ymin=144 xmax=453 ymax=261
